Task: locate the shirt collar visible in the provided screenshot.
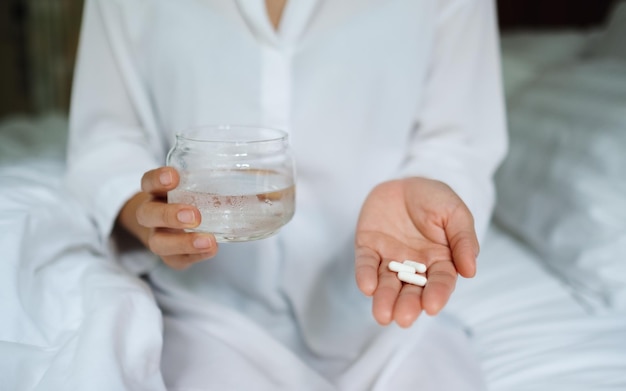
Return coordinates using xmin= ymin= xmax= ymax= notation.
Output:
xmin=235 ymin=0 xmax=321 ymax=48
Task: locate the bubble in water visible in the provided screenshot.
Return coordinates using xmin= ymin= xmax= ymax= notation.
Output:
xmin=167 ymin=170 xmax=295 ymax=241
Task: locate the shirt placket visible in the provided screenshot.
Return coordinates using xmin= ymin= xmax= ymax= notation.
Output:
xmin=235 ymin=0 xmax=320 ymax=136
xmin=260 ymin=45 xmax=293 ymax=132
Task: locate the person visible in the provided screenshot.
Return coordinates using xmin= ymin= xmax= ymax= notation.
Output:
xmin=65 ymin=0 xmax=507 ymax=389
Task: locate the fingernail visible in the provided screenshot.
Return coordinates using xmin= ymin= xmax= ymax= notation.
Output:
xmin=160 ymin=171 xmax=172 ymax=186
xmin=177 ymin=210 xmax=195 ymax=224
xmin=193 ymin=237 xmax=212 ymax=249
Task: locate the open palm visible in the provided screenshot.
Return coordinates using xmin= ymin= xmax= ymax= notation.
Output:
xmin=355 ymin=177 xmax=479 ymax=327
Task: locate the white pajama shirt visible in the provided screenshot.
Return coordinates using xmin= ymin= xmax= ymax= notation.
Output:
xmin=66 ymin=0 xmax=507 ymax=389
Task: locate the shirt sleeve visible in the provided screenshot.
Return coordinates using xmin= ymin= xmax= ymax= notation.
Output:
xmin=65 ymin=0 xmax=166 ymax=244
xmin=398 ymin=0 xmax=508 ymax=241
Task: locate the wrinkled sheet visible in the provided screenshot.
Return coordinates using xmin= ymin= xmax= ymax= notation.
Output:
xmin=1 ymin=114 xmax=625 ymax=390
xmin=0 ymin=115 xmax=167 ymax=390
xmin=448 ymin=227 xmax=626 ymax=390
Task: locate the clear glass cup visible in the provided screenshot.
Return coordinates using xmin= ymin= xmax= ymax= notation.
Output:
xmin=166 ymin=125 xmax=296 ymax=242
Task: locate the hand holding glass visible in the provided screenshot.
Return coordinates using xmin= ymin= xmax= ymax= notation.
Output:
xmin=166 ymin=125 xmax=296 ymax=242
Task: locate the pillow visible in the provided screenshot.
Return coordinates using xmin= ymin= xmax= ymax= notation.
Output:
xmin=0 ymin=113 xmax=68 ymax=169
xmin=494 ymin=59 xmax=626 ymax=312
xmin=0 ymin=113 xmax=69 ymax=216
xmin=500 ymin=31 xmax=593 ymax=98
xmin=585 ymin=1 xmax=626 ymax=62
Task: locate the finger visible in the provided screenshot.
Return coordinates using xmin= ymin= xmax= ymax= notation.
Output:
xmin=148 ymin=230 xmax=217 ymax=257
xmin=445 ymin=206 xmax=479 ymax=278
xmin=421 ymin=259 xmax=457 ymax=315
xmin=141 ymin=167 xmax=180 ymax=196
xmin=372 ymin=259 xmax=403 ymax=326
xmin=162 ymin=251 xmax=218 ymax=270
xmin=393 ymin=283 xmax=423 ymax=328
xmin=355 ymin=246 xmax=381 ymax=296
xmin=137 ymin=200 xmax=201 ymax=229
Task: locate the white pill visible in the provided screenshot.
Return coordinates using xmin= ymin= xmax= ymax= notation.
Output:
xmin=388 ymin=261 xmax=417 ymax=274
xmin=403 ymin=260 xmax=427 ymax=273
xmin=397 ymin=271 xmax=427 ymax=286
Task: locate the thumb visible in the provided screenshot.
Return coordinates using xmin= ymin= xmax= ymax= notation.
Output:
xmin=445 ymin=205 xmax=479 ymax=278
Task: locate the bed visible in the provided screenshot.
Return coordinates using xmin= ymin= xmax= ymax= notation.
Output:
xmin=1 ymin=2 xmax=626 ymax=390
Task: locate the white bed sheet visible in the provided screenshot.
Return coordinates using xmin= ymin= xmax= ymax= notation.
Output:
xmin=448 ymin=226 xmax=626 ymax=390
xmin=0 ymin=114 xmax=167 ymax=390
